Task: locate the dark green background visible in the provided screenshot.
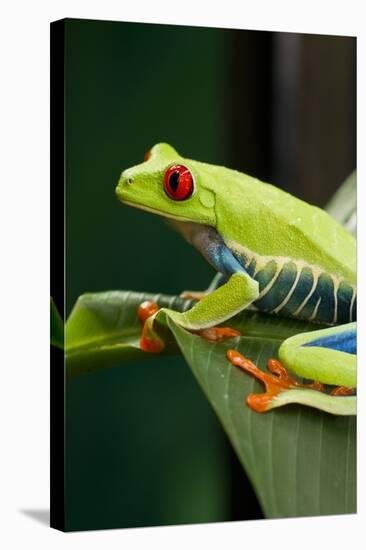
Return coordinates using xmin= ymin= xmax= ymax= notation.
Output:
xmin=63 ymin=19 xmax=355 ymax=531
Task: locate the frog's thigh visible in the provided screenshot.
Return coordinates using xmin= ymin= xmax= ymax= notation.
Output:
xmin=168 ymin=271 xmax=259 ymax=330
xmin=278 ymin=323 xmax=356 ymax=388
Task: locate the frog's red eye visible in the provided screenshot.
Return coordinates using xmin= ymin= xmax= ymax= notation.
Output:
xmin=144 ymin=148 xmax=152 ymax=161
xmin=163 ymin=165 xmax=194 ymax=201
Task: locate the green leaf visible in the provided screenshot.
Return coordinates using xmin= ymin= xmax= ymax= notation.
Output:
xmin=65 ymin=291 xmax=193 ymax=378
xmin=51 ymin=297 xmax=64 ymax=349
xmin=167 ymin=316 xmax=356 ymax=518
xmin=326 ymin=171 xmax=356 ymax=236
xmin=65 ymin=290 xmax=356 ymax=518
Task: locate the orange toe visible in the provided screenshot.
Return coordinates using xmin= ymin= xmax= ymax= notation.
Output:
xmin=198 ymin=327 xmax=241 ymax=342
xmin=226 ymin=350 xmax=325 ymax=413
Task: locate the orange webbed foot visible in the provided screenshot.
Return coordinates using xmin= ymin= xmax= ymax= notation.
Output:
xmin=226 ymin=350 xmax=325 ymax=413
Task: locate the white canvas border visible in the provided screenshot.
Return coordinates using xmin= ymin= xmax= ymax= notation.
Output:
xmin=0 ymin=1 xmax=364 ymax=549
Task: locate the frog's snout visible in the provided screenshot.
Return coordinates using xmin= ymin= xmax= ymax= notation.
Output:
xmin=115 ymin=172 xmax=133 ymax=201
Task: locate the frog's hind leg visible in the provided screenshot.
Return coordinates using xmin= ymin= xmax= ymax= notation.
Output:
xmin=279 ymin=322 xmax=356 ymax=388
xmin=227 ymin=323 xmax=356 ymax=415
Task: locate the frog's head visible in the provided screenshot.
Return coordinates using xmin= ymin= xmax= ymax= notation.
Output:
xmin=115 ymin=143 xmax=217 ymax=227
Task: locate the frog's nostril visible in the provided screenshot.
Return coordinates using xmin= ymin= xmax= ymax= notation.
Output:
xmin=116 ymin=174 xmax=132 ymax=199
xmin=120 ymin=170 xmax=133 ymax=185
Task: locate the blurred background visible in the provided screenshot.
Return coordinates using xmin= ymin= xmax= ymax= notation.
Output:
xmin=62 ymin=18 xmax=356 ymax=531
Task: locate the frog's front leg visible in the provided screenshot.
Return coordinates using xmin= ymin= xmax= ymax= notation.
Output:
xmin=227 ymin=323 xmax=356 ymax=415
xmin=140 ymin=270 xmax=258 ymax=352
xmin=139 ymin=229 xmax=259 ymax=352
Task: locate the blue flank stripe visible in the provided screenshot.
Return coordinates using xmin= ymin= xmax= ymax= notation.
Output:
xmin=227 ymin=243 xmax=356 ymax=323
xmin=302 ymin=328 xmax=357 ymax=354
xmin=255 ymin=260 xmax=277 ymax=292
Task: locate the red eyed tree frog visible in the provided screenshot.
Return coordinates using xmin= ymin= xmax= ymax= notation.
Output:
xmin=115 ymin=144 xmax=356 ymax=416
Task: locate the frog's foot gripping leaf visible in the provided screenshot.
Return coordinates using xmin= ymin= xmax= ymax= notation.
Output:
xmin=196 ymin=326 xmax=241 ymax=342
xmin=137 ymin=300 xmax=164 ymax=353
xmin=179 ymin=291 xmax=208 ymax=301
xmin=137 ymin=300 xmax=240 ymax=352
xmin=137 ymin=272 xmax=257 ymax=352
xmin=226 ymin=350 xmax=356 ymax=415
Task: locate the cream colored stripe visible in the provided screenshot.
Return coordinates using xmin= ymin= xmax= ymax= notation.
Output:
xmin=349 ymin=289 xmax=356 ymax=322
xmin=272 ymin=265 xmax=301 ymax=314
xmin=309 ymin=296 xmax=321 ymax=321
xmin=293 ymin=272 xmax=319 ymax=316
xmin=252 ymin=263 xmax=260 ymax=277
xmin=256 ymin=261 xmax=283 ymax=299
xmin=244 ymin=254 xmax=252 ymax=268
xmin=332 ymin=277 xmax=338 ymax=324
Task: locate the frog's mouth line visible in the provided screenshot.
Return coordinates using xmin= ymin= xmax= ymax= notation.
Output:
xmin=119 ymin=197 xmax=213 ymax=225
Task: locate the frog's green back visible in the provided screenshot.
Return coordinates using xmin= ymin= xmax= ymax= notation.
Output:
xmin=117 ymin=143 xmax=355 ymax=285
xmin=189 ymin=159 xmax=356 ymax=285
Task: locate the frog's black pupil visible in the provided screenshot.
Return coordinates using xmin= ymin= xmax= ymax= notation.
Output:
xmin=169 ymin=171 xmax=180 ymax=192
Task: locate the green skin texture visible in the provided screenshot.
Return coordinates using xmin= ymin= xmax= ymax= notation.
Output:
xmin=116 ymin=143 xmax=356 ymax=415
